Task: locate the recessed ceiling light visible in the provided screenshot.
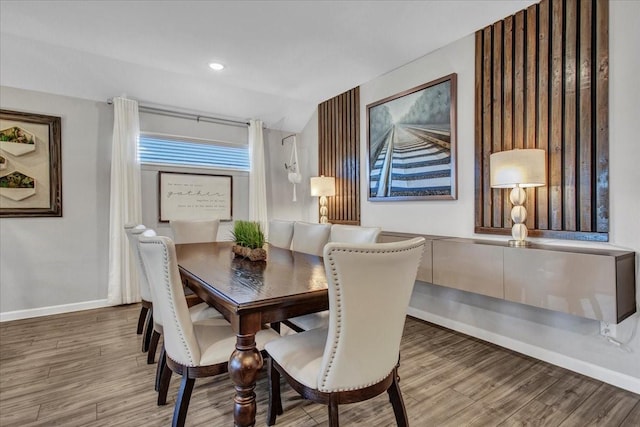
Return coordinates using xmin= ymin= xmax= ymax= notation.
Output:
xmin=209 ymin=62 xmax=224 ymax=71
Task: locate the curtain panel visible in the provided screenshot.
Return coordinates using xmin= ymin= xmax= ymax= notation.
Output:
xmin=248 ymin=119 xmax=268 ymax=234
xmin=107 ymin=97 xmax=142 ymax=305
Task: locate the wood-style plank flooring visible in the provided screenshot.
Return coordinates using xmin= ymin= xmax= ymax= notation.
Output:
xmin=1 ymin=304 xmax=638 ymax=426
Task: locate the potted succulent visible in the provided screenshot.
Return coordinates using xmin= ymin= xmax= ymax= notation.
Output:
xmin=230 ymin=220 xmax=267 ymax=261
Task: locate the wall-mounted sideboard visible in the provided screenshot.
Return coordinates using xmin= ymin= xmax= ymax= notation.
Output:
xmin=379 ymin=232 xmax=636 ymax=324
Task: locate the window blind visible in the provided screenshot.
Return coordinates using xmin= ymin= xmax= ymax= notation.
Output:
xmin=138 ymin=135 xmax=249 ymax=171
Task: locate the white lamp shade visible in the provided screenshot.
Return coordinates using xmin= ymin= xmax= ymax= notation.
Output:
xmin=310 ymin=176 xmax=336 ymax=197
xmin=490 ymin=149 xmax=546 ymax=188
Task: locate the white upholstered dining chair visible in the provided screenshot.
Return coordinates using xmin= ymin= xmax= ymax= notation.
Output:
xmin=290 ymin=221 xmax=331 ymax=256
xmin=170 ymin=219 xmax=220 ymax=244
xmin=138 ymin=232 xmax=280 ymax=427
xmin=285 ymin=224 xmax=383 ymax=332
xmin=329 ymin=224 xmax=382 ymax=244
xmin=265 ymin=237 xmax=425 ymax=427
xmin=126 ymin=227 xmax=223 ymax=395
xmin=124 ymin=224 xmax=154 ymax=351
xmin=268 ymin=219 xmax=295 ymax=249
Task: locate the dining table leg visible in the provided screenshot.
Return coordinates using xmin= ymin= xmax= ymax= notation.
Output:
xmin=229 ymin=332 xmax=263 ymax=426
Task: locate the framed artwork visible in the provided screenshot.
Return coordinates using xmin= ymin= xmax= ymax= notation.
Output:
xmin=366 ymin=73 xmax=457 ymax=201
xmin=158 ymin=171 xmax=232 ymax=222
xmin=0 ymin=109 xmax=62 ymax=217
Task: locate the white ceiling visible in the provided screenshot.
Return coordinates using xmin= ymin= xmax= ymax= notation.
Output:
xmin=0 ymin=0 xmax=536 ymax=132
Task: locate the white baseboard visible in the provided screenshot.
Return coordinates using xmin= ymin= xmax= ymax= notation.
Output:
xmin=407 ymin=307 xmax=640 ymax=395
xmin=0 ymin=299 xmax=111 ymax=322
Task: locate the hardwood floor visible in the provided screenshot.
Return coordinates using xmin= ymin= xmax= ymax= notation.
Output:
xmin=1 ymin=304 xmax=638 ymax=426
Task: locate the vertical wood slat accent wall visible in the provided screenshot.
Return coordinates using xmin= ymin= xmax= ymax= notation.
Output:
xmin=475 ymin=0 xmax=608 ymax=241
xmin=318 ymin=87 xmax=360 ymax=225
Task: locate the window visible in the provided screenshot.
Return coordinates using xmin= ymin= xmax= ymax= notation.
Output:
xmin=138 ymin=134 xmax=249 ymax=171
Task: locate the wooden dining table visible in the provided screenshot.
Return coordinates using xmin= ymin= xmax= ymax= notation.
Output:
xmin=175 ymin=241 xmax=329 ymax=427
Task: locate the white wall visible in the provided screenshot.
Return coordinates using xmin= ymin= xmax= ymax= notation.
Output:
xmin=360 ymin=40 xmax=473 ymax=237
xmin=264 ymin=109 xmax=319 ymax=223
xmin=358 ymin=2 xmax=639 ymax=393
xmin=0 ymin=86 xmax=112 ymax=315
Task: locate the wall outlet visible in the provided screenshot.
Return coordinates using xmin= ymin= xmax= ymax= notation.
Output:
xmin=600 ymin=321 xmax=617 ymax=338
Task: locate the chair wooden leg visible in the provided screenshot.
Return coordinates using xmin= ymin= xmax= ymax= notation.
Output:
xmin=328 ymin=394 xmax=340 ymax=427
xmin=147 ymin=330 xmax=160 ymax=364
xmin=172 ymin=375 xmax=195 ymax=427
xmin=158 ymin=358 xmax=172 ymax=406
xmin=141 ymin=311 xmax=153 ymax=352
xmin=267 ymin=358 xmax=283 ymax=425
xmin=387 ymin=368 xmax=409 ymax=427
xmin=270 ymin=322 xmax=281 ymax=334
xmin=155 ymin=345 xmax=166 ymax=392
xmin=137 ymin=305 xmax=149 ymax=335
xmin=282 ymin=320 xmax=305 ymax=333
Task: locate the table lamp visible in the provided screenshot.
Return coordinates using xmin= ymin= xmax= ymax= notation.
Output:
xmin=490 ymin=149 xmax=546 ymax=247
xmin=310 ymin=175 xmax=335 ymax=224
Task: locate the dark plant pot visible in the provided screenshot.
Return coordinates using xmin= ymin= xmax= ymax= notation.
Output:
xmin=232 ymin=244 xmax=267 ymax=261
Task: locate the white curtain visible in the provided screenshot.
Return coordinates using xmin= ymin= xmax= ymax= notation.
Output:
xmin=107 ymin=97 xmax=142 ymax=305
xmin=248 ymin=119 xmax=268 ymax=234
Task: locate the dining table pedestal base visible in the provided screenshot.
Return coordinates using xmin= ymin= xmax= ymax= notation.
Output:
xmin=229 ymin=333 xmax=263 ymax=427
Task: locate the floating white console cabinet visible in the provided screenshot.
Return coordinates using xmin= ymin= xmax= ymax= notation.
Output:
xmin=503 ymin=245 xmax=636 ymax=324
xmin=381 ymin=231 xmax=636 ymax=324
xmin=433 ymin=238 xmax=504 ymax=299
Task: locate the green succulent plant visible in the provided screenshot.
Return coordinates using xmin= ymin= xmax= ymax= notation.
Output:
xmin=230 ymin=220 xmax=265 ymax=250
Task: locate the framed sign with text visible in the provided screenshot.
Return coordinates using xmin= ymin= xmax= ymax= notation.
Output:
xmin=158 ymin=171 xmax=232 ymax=222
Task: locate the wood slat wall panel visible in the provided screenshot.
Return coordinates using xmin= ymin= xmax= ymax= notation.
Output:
xmin=550 ymin=0 xmax=564 ymax=231
xmin=332 ymin=97 xmax=337 ymax=220
xmin=352 ymin=88 xmax=361 ymax=222
xmin=355 ymin=89 xmax=361 ymax=219
xmin=483 ymin=26 xmax=493 ymax=228
xmin=579 ymin=0 xmax=593 ymax=231
xmin=343 ymin=93 xmax=348 ymax=221
xmin=318 ymin=87 xmax=360 ymax=225
xmin=525 ymin=4 xmax=538 ymax=230
xmin=514 ymin=11 xmax=525 ymax=152
xmin=503 ymin=16 xmax=514 ymax=228
xmin=335 ymin=96 xmax=340 ymax=220
xmin=474 ymin=0 xmax=608 ymax=241
xmin=514 ymin=11 xmax=526 ymax=229
xmin=564 ymin=0 xmax=578 ymax=231
xmin=595 ymin=0 xmax=609 ymax=233
xmin=492 ymin=21 xmax=503 ymax=228
xmin=344 ymin=94 xmax=349 ymax=222
xmin=475 ymin=32 xmax=484 ymax=230
xmin=536 ymin=0 xmax=550 ymax=230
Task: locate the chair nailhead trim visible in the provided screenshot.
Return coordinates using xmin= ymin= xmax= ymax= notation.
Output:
xmin=148 ymin=240 xmax=196 ymax=367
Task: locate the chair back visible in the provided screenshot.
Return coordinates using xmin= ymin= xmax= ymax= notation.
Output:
xmin=138 ymin=233 xmax=200 ymax=366
xmin=318 ymin=237 xmax=425 ymax=392
xmin=170 ymin=219 xmax=220 ymax=244
xmin=290 ymin=221 xmax=331 ymax=256
xmin=268 ymin=219 xmax=294 ymax=249
xmin=124 ymin=224 xmax=152 ymax=303
xmin=128 ymin=227 xmax=164 ymax=328
xmin=329 ymin=224 xmax=381 ymax=244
